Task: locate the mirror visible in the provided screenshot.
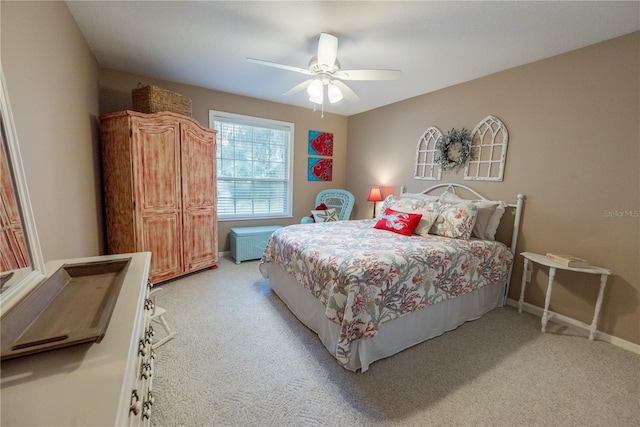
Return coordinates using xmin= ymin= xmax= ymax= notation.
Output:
xmin=0 ymin=64 xmax=45 ymax=312
xmin=0 ymin=124 xmax=29 ymax=285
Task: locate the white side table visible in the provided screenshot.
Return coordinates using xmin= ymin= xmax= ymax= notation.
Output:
xmin=518 ymin=251 xmax=612 ymax=340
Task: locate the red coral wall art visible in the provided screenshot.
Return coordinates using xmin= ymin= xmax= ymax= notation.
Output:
xmin=308 ymin=130 xmax=333 ymax=181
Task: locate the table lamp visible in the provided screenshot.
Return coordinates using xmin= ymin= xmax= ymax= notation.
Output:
xmin=367 ymin=186 xmax=384 ymax=218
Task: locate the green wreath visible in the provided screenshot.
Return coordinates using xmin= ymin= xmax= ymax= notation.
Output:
xmin=436 ymin=128 xmax=472 ymax=171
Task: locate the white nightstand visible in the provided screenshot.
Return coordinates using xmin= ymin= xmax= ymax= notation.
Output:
xmin=518 ymin=251 xmax=612 ymax=340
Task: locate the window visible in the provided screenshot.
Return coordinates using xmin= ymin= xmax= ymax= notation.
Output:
xmin=209 ymin=111 xmax=293 ymax=220
xmin=464 ymin=115 xmax=509 ymax=182
xmin=414 ymin=126 xmax=443 ymax=181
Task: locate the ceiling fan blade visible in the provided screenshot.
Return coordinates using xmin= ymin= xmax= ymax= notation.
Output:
xmin=334 ymin=69 xmax=401 ymax=81
xmin=317 ymin=33 xmax=338 ymax=68
xmin=332 ymin=80 xmax=360 ymax=102
xmin=246 ymin=58 xmax=313 ymax=75
xmin=283 ymin=80 xmax=313 ymax=96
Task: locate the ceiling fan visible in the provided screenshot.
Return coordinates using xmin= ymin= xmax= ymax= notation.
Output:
xmin=247 ymin=33 xmax=401 ymax=105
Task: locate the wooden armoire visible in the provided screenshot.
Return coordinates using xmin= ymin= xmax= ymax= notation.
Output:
xmin=100 ymin=110 xmax=217 ymax=283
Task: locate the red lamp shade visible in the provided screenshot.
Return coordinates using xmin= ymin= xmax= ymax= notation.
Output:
xmin=367 ymin=186 xmax=384 ymax=202
xmin=367 ymin=186 xmax=384 ymax=218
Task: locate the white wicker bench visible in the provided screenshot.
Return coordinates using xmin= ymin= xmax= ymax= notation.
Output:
xmin=230 ymin=225 xmax=282 ymax=264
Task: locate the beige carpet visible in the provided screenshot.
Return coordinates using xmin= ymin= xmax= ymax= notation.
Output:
xmin=150 ymin=256 xmax=639 ymax=427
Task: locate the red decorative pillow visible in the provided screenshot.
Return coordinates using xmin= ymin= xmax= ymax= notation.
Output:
xmin=310 ymin=203 xmax=328 ymax=222
xmin=374 ymin=208 xmax=423 ymax=236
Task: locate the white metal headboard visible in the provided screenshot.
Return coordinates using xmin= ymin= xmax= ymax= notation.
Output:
xmin=421 ymin=183 xmax=488 ymax=200
xmin=403 ymin=183 xmax=525 ymax=304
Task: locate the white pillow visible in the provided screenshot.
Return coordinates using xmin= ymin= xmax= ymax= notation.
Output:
xmin=311 ymin=207 xmax=339 ymax=223
xmin=414 ymin=211 xmax=439 ymax=237
xmin=438 ymin=192 xmax=464 ymax=204
xmin=484 ymin=202 xmax=506 ymax=241
xmin=399 ymin=192 xmax=440 ymax=201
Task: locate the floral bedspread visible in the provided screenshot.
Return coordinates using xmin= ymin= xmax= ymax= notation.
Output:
xmin=259 ymin=219 xmax=513 ymax=367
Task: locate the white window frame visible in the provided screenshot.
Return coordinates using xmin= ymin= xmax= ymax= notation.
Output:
xmin=414 ymin=126 xmax=443 ymax=181
xmin=210 ymin=110 xmax=294 ymax=221
xmin=464 ymin=115 xmax=509 ymax=182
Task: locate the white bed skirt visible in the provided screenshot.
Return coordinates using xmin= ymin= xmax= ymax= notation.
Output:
xmin=267 ymin=262 xmax=506 ymax=372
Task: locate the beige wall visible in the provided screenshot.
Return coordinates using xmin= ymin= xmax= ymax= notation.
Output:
xmin=1 ymin=1 xmax=102 ymax=261
xmin=98 ymin=70 xmax=349 ymax=252
xmin=2 ymin=1 xmax=637 ymax=346
xmin=347 ymin=32 xmax=639 ymax=345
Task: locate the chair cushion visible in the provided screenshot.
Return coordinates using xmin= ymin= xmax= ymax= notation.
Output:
xmin=309 ymin=203 xmax=328 ymax=222
xmin=312 ymin=208 xmax=339 ymax=223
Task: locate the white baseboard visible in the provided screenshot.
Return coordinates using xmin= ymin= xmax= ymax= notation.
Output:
xmin=505 ymin=298 xmax=640 ymax=355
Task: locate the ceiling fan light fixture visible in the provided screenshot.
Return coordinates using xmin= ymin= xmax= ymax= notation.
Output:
xmin=309 ymin=92 xmax=323 ymax=104
xmin=249 ymin=32 xmax=401 ymax=111
xmin=307 ymin=79 xmax=323 ymax=98
xmin=327 ymin=82 xmax=343 ymax=103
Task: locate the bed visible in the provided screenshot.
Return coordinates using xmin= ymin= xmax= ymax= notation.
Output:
xmin=259 ymin=183 xmax=525 ymax=372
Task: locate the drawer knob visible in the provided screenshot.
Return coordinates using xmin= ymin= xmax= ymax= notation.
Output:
xmin=138 ymin=340 xmax=148 ymax=357
xmin=142 ymin=401 xmax=152 ymax=420
xmin=141 ymin=363 xmax=153 ymax=379
xmin=130 ymin=390 xmax=141 ymax=416
xmin=145 ymin=326 xmax=155 ymax=345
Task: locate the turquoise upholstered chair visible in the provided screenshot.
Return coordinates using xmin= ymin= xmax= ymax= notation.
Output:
xmin=301 ymin=189 xmax=355 ymax=224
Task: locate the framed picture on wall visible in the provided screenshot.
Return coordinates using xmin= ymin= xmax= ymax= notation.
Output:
xmin=308 ymin=130 xmax=333 ymax=181
xmin=308 ymin=157 xmax=333 ymax=181
xmin=308 ymin=130 xmax=333 ymax=156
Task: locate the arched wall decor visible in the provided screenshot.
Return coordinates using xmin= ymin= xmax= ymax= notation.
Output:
xmin=464 ymin=115 xmax=509 ymax=181
xmin=414 ymin=126 xmax=443 ymax=181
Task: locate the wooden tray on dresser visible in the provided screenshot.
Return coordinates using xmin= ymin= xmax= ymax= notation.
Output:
xmin=1 ymin=257 xmax=131 ymax=360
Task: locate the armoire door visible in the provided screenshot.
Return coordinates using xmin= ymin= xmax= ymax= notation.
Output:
xmin=131 ymin=116 xmax=183 ymax=282
xmin=181 ymin=122 xmax=218 ymax=272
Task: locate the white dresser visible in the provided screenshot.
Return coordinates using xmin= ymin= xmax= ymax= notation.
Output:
xmin=1 ymin=252 xmax=154 ymax=426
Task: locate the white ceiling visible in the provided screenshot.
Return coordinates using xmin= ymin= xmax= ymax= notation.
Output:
xmin=66 ymin=1 xmax=640 ymax=117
